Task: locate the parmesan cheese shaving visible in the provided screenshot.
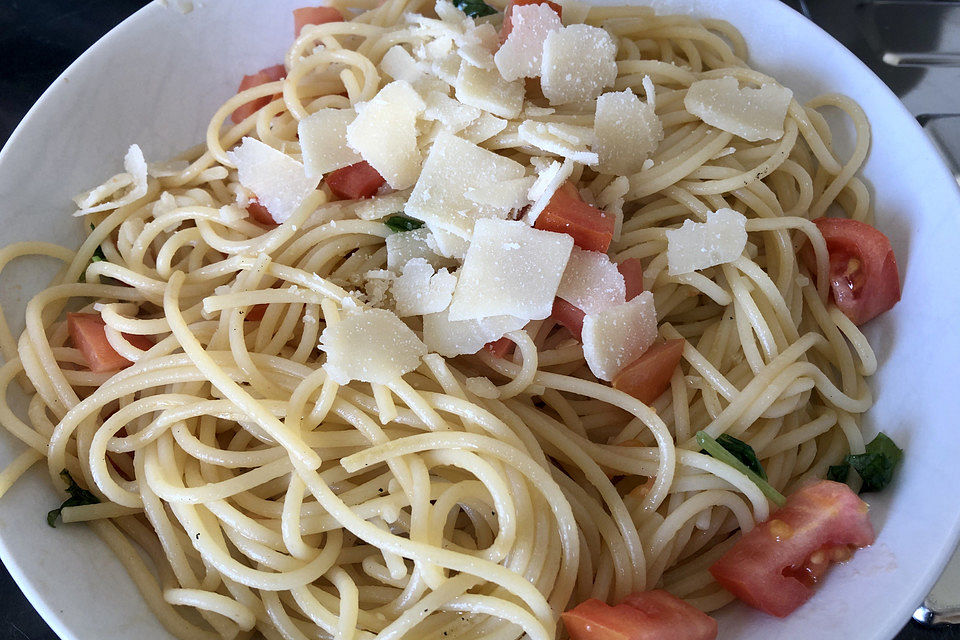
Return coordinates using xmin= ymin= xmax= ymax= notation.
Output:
xmin=666 ymin=208 xmax=748 ymax=275
xmin=298 ymin=108 xmax=362 ymax=178
xmin=455 ymin=64 xmax=525 ymax=120
xmin=423 ymin=90 xmax=482 ymax=132
xmin=406 ymin=132 xmax=526 ymax=240
xmin=517 ymin=121 xmax=598 ymax=165
xmin=320 ymin=306 xmax=427 ymax=384
xmin=540 ymin=24 xmax=617 ymax=105
xmin=354 ymin=189 xmax=411 ymax=221
xmin=594 ymin=89 xmax=663 ymax=174
xmin=684 ymin=77 xmax=793 ymax=142
xmin=581 ymin=291 xmax=657 ymax=381
xmin=465 ymin=176 xmax=536 ymax=211
xmin=460 ymin=112 xmax=508 ymax=143
xmin=381 ymin=45 xmax=425 ymax=83
xmin=391 ymin=258 xmax=457 ymax=316
xmin=386 ymin=228 xmax=456 ymax=271
xmin=346 ymin=80 xmax=426 ymax=189
xmin=524 ymin=158 xmax=574 ymax=224
xmin=494 ymin=4 xmax=563 ymax=81
xmin=447 ymin=218 xmax=573 ymax=321
xmin=226 ymin=138 xmax=319 ymax=223
xmin=423 ymin=308 xmax=527 ymax=357
xmin=557 ymin=247 xmax=626 ymax=314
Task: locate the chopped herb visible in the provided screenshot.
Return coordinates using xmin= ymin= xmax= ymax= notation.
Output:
xmin=90 ymin=223 xmax=105 ymax=263
xmin=696 ymin=431 xmax=786 ymax=506
xmin=827 ymin=464 xmax=850 ymax=483
xmin=47 ymin=470 xmax=100 ymax=527
xmin=708 ymin=434 xmax=767 ymax=480
xmin=452 ymin=0 xmax=497 ymax=17
xmin=384 ymin=215 xmax=425 ymax=233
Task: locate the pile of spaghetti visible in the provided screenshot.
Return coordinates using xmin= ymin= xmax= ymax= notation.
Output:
xmin=0 ymin=0 xmax=887 ymax=638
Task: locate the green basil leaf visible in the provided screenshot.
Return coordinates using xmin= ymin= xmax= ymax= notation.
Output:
xmin=47 ymin=470 xmax=100 ymax=528
xmin=844 ymin=432 xmax=903 ymax=493
xmin=827 ymin=463 xmax=850 ymax=483
xmin=696 ymin=431 xmax=786 ymax=506
xmin=384 ymin=215 xmax=425 ymax=233
xmin=452 ymin=0 xmax=497 ymax=18
xmin=714 ymin=434 xmax=767 ymax=480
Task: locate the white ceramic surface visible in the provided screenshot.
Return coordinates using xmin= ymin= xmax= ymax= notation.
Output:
xmin=0 ymin=0 xmax=958 ymax=638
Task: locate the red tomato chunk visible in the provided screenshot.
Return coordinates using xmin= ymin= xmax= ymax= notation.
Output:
xmin=551 ymin=297 xmax=585 ymax=340
xmin=618 ymin=257 xmax=645 ymax=301
xmin=246 ymin=197 xmax=277 ymax=226
xmin=710 ymin=480 xmax=874 ymax=618
xmin=231 ymin=64 xmax=286 ymax=124
xmin=326 ymin=161 xmax=387 ymax=200
xmin=500 ymin=0 xmax=562 ymax=42
xmin=484 ymin=337 xmax=514 ymax=358
xmin=534 ymin=181 xmax=615 ymax=253
xmin=801 ymin=217 xmax=901 ymax=325
xmin=67 ymin=313 xmax=153 ymax=373
xmin=294 ymin=6 xmax=344 ymax=37
xmin=612 ymin=339 xmax=684 ymax=405
xmin=562 ymin=590 xmax=718 ymax=640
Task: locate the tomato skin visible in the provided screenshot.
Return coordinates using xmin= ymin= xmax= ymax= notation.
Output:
xmin=534 ymin=182 xmax=615 ymax=253
xmin=246 ymin=198 xmax=277 ymax=226
xmin=562 ymin=591 xmax=717 ymax=640
xmin=293 ymin=6 xmax=343 ymax=36
xmin=231 ymin=64 xmax=286 ymax=124
xmin=618 ymin=258 xmax=645 ymax=301
xmin=67 ymin=313 xmax=153 ymax=373
xmin=500 ymin=0 xmax=562 ymax=42
xmin=551 ymin=297 xmax=586 ymax=340
xmin=612 ymin=339 xmax=684 ymax=404
xmin=710 ymin=480 xmax=875 ymax=618
xmin=802 ymin=217 xmax=901 ymax=325
xmin=326 ymin=161 xmax=387 ymax=200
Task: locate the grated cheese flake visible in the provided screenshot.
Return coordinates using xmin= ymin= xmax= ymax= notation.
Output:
xmin=423 ymin=90 xmax=482 ymax=132
xmin=447 ymin=218 xmax=573 ymax=321
xmin=298 ymin=108 xmax=362 ymax=178
xmin=517 ymin=120 xmax=598 ymax=165
xmin=684 ymin=77 xmax=793 ymax=142
xmin=494 ymin=4 xmax=563 ymax=81
xmin=581 ymin=291 xmax=657 ymax=381
xmin=74 ymin=144 xmax=150 ymax=215
xmin=594 ymin=89 xmax=663 ymax=174
xmin=391 ymin=258 xmax=457 ymax=317
xmin=524 ymin=158 xmax=574 ymax=224
xmin=226 ymin=137 xmax=319 ymax=223
xmin=381 ymin=45 xmax=425 ymax=83
xmin=557 ymin=247 xmax=626 ymax=314
xmin=540 ymin=24 xmax=617 ymax=105
xmin=455 ymin=64 xmax=525 ymax=120
xmin=423 ymin=308 xmax=527 ymax=357
xmin=666 ymin=208 xmax=748 ymax=275
xmin=320 ymin=306 xmax=427 ymax=384
xmin=346 ymin=80 xmax=426 ymax=190
xmin=406 ymin=132 xmax=526 ymax=240
xmin=460 ymin=112 xmax=508 ymax=143
xmin=428 ymin=226 xmax=471 ymax=259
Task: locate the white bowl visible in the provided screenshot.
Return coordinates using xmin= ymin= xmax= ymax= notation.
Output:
xmin=1 ymin=1 xmax=959 ymax=639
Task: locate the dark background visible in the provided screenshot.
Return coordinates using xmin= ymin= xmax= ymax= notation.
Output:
xmin=0 ymin=1 xmax=957 ymax=638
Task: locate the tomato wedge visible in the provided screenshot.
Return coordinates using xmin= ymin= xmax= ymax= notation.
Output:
xmin=612 ymin=339 xmax=684 ymax=404
xmin=293 ymin=6 xmax=343 ymax=37
xmin=246 ymin=197 xmax=277 ymax=226
xmin=618 ymin=258 xmax=645 ymax=301
xmin=562 ymin=591 xmax=718 ymax=640
xmin=801 ymin=217 xmax=901 ymax=325
xmin=551 ymin=297 xmax=585 ymax=340
xmin=500 ymin=0 xmax=562 ymax=42
xmin=67 ymin=313 xmax=153 ymax=373
xmin=710 ymin=480 xmax=874 ymax=618
xmin=484 ymin=337 xmax=514 ymax=358
xmin=326 ymin=161 xmax=386 ymax=200
xmin=534 ymin=181 xmax=615 ymax=253
xmin=231 ymin=64 xmax=286 ymax=124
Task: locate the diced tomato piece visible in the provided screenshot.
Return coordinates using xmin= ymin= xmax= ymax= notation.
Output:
xmin=800 ymin=217 xmax=901 ymax=325
xmin=246 ymin=197 xmax=277 ymax=226
xmin=500 ymin=0 xmax=562 ymax=42
xmin=710 ymin=480 xmax=874 ymax=618
xmin=612 ymin=339 xmax=684 ymax=404
xmin=325 ymin=161 xmax=386 ymax=200
xmin=562 ymin=591 xmax=717 ymax=640
xmin=294 ymin=6 xmax=344 ymax=36
xmin=231 ymin=64 xmax=286 ymax=124
xmin=484 ymin=337 xmax=514 ymax=358
xmin=534 ymin=181 xmax=615 ymax=253
xmin=618 ymin=258 xmax=645 ymax=301
xmin=67 ymin=313 xmax=153 ymax=373
xmin=551 ymin=297 xmax=585 ymax=340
